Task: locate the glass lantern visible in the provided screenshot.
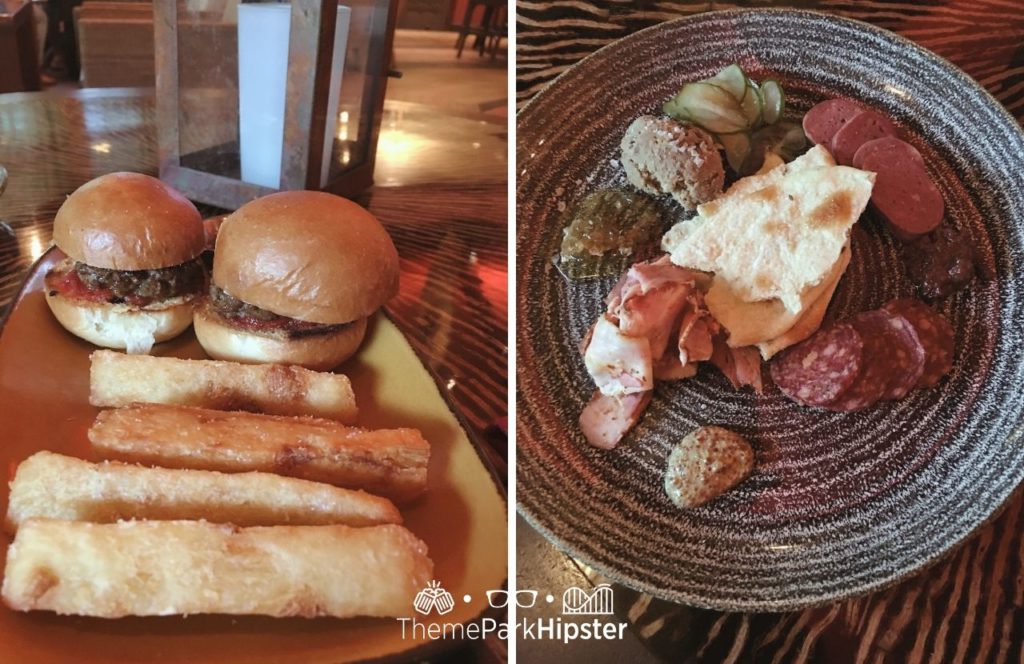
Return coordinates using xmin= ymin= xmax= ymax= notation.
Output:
xmin=154 ymin=0 xmax=397 ymax=209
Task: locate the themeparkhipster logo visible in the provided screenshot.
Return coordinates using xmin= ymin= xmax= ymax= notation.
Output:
xmin=398 ymin=580 xmax=629 ymax=644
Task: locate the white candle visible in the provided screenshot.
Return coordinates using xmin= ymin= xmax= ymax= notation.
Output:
xmin=238 ymin=3 xmax=352 ymax=190
xmin=238 ymin=3 xmax=292 ymax=189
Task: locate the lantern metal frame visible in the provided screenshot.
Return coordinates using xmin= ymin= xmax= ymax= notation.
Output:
xmin=154 ymin=0 xmax=398 ymax=210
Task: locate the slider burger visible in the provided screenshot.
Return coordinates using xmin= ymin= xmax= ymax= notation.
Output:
xmin=194 ymin=191 xmax=399 ymax=370
xmin=44 ymin=172 xmax=206 ymax=353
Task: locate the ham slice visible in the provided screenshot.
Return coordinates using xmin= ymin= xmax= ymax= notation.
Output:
xmin=710 ymin=337 xmax=764 ymax=393
xmin=607 ymin=257 xmax=704 ymax=361
xmin=579 ymin=390 xmax=653 ymax=450
xmin=583 ymin=314 xmax=653 ymax=396
xmin=579 ymin=256 xmax=726 ymax=448
xmin=606 ymin=256 xmax=702 ymax=310
xmin=618 ymin=282 xmax=693 ymax=360
xmin=654 ymin=354 xmax=698 ymax=381
xmin=678 ymin=292 xmax=717 ymax=365
xmin=731 ymin=346 xmax=764 ymax=393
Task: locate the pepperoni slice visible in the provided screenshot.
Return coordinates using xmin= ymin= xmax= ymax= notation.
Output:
xmin=883 ymin=298 xmax=955 ymax=388
xmin=878 ymin=311 xmax=926 ymax=400
xmin=769 ymin=322 xmax=863 ymax=406
xmin=825 ymin=312 xmax=892 ymax=412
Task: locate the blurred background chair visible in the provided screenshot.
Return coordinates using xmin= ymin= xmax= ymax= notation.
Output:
xmin=0 ymin=0 xmax=41 ymax=92
xmin=453 ymin=0 xmax=503 ymax=59
xmin=40 ymin=0 xmax=82 ymax=82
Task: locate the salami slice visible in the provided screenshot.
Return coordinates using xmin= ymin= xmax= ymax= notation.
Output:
xmin=825 ymin=312 xmax=892 ymax=412
xmin=877 ymin=311 xmax=926 ymax=399
xmin=769 ymin=323 xmax=863 ymax=406
xmin=883 ymin=298 xmax=954 ymax=388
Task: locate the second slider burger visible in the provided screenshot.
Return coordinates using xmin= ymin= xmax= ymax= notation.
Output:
xmin=195 ymin=191 xmax=399 ymax=370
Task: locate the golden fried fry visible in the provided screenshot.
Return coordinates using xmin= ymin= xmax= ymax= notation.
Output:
xmin=5 ymin=451 xmax=400 ymax=532
xmin=89 ymin=350 xmax=358 ymax=423
xmin=89 ymin=404 xmax=430 ymax=502
xmin=1 ymin=519 xmax=432 ymax=618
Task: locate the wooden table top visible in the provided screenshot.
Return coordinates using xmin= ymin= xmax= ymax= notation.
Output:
xmin=516 ymin=2 xmax=1024 ymax=662
xmin=0 ymin=90 xmax=508 ymax=481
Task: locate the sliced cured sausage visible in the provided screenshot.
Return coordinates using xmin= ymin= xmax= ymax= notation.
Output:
xmin=877 ymin=311 xmax=926 ymax=400
xmin=824 ymin=312 xmax=892 ymax=412
xmin=830 ymin=111 xmax=900 ymax=166
xmin=802 ymin=98 xmax=865 ymax=147
xmin=769 ymin=322 xmax=863 ymax=406
xmin=856 ymin=139 xmax=944 ymax=242
xmin=883 ymin=298 xmax=954 ymax=388
xmin=853 ymin=136 xmax=924 ymax=170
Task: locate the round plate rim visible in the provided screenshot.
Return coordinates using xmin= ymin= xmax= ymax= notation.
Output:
xmin=518 ymin=7 xmax=1024 ymax=140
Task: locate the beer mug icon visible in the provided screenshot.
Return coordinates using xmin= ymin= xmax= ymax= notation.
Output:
xmin=413 ymin=580 xmax=455 ymax=616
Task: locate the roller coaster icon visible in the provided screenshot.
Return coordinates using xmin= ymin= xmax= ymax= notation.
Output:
xmin=560 ymin=584 xmax=614 ymax=615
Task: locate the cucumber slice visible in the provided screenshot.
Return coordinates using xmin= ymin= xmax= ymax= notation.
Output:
xmin=664 ymin=82 xmax=747 ymax=134
xmin=718 ymin=132 xmax=752 ymax=174
xmin=707 ymin=64 xmax=748 ymax=102
xmin=662 ymin=96 xmax=693 ymax=122
xmin=740 ymin=80 xmax=763 ymax=129
xmin=761 ymin=80 xmax=785 ymax=124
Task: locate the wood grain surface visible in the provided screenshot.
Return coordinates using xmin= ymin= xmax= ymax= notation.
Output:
xmin=0 ymin=91 xmax=508 ymax=479
xmin=516 ymin=1 xmax=1024 ymax=662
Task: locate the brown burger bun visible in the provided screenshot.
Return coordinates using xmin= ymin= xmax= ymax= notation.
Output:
xmin=212 ymin=191 xmax=399 ymax=325
xmin=45 ymin=288 xmax=195 ymax=353
xmin=193 ymin=303 xmax=368 ymax=371
xmin=53 ymin=172 xmax=205 ymax=271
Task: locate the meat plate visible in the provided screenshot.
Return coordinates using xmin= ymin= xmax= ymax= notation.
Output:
xmin=516 ymin=9 xmax=1024 ymax=611
xmin=0 ymin=249 xmax=507 ymax=663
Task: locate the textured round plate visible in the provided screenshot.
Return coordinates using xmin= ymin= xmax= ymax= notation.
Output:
xmin=516 ymin=9 xmax=1024 ymax=612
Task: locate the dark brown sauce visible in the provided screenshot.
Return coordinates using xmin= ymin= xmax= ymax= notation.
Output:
xmin=905 ymin=225 xmax=976 ymax=301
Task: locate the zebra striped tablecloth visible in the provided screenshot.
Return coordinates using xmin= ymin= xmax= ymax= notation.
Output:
xmin=518 ymin=0 xmax=1024 ymax=121
xmin=516 ymin=2 xmax=1023 ymax=662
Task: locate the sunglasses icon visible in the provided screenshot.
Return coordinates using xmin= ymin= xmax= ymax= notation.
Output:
xmin=486 ymin=590 xmax=538 ymax=609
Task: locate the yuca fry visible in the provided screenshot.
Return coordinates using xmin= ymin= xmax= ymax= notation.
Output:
xmin=89 ymin=404 xmax=430 ymax=502
xmin=5 ymin=451 xmax=400 ymax=532
xmin=1 ymin=519 xmax=432 ymax=618
xmin=89 ymin=350 xmax=358 ymax=423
